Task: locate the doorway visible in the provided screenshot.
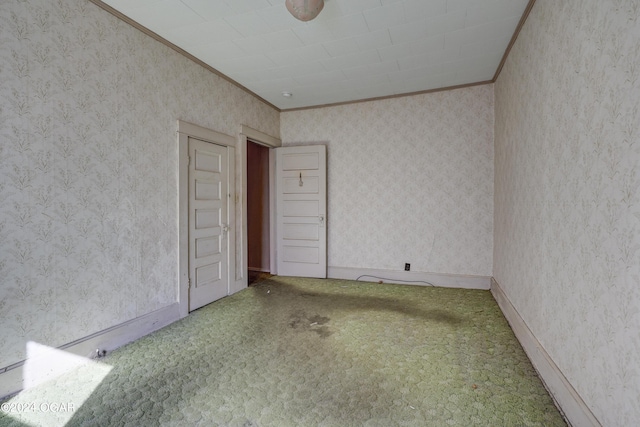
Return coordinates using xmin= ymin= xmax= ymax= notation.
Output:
xmin=247 ymin=140 xmax=271 ymax=285
xmin=178 ymin=120 xmax=238 ymax=318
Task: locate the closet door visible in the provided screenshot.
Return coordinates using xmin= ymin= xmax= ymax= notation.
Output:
xmin=275 ymin=145 xmax=326 ymax=278
xmin=189 ymin=137 xmax=229 ymax=311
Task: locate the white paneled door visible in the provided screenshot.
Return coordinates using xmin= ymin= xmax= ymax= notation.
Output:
xmin=189 ymin=137 xmax=229 ymax=311
xmin=276 ymin=145 xmax=327 ymax=278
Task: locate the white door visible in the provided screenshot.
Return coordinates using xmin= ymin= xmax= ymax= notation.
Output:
xmin=189 ymin=137 xmax=229 ymax=311
xmin=276 ymin=145 xmax=327 ymax=278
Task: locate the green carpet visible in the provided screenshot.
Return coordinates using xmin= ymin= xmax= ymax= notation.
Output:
xmin=0 ymin=277 xmax=566 ymax=426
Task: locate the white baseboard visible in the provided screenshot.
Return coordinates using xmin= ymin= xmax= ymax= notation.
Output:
xmin=490 ymin=278 xmax=601 ymax=427
xmin=0 ymin=303 xmax=180 ymax=400
xmin=328 ymin=266 xmax=491 ymax=290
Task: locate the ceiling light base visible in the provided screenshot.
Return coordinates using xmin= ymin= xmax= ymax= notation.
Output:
xmin=286 ymin=0 xmax=324 ymax=22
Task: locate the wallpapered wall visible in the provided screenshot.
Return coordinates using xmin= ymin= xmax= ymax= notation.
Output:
xmin=281 ymin=86 xmax=494 ymax=277
xmin=494 ymin=1 xmax=640 ymax=425
xmin=0 ymin=0 xmax=279 ymax=369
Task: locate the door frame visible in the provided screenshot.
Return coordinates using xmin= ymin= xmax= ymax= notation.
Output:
xmin=239 ymin=125 xmax=281 ymax=279
xmin=177 ymin=120 xmax=236 ymax=318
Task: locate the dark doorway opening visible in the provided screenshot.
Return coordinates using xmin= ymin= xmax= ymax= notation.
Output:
xmin=247 ymin=140 xmax=271 ymax=285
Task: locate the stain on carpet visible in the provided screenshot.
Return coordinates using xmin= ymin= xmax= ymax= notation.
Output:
xmin=288 ymin=310 xmax=332 ymax=338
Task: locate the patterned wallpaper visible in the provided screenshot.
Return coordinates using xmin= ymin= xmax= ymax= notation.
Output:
xmin=494 ymin=1 xmax=640 ymax=425
xmin=281 ymin=86 xmax=494 ymax=277
xmin=0 ymin=0 xmax=279 ymax=368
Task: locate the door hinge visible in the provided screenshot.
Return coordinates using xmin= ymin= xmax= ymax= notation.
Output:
xmin=188 ymin=277 xmax=192 ymax=289
xmin=187 ymin=156 xmax=191 ymax=166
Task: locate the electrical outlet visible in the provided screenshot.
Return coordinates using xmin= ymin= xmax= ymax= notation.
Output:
xmin=404 ymin=263 xmax=410 ymax=271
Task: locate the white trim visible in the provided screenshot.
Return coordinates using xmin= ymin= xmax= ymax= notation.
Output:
xmin=227 ymin=145 xmax=239 ymax=295
xmin=178 ymin=131 xmax=189 ymax=318
xmin=0 ymin=303 xmax=180 ymax=400
xmin=178 ymin=120 xmax=235 ymax=146
xmin=240 ymin=125 xmax=281 ymax=148
xmin=237 ymin=134 xmax=249 ymax=289
xmin=328 ymin=266 xmax=491 ymax=289
xmin=490 ymin=278 xmax=601 ymax=427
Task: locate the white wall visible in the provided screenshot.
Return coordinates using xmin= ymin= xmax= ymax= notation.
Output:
xmin=0 ymin=0 xmax=279 ymax=369
xmin=281 ymin=86 xmax=494 ymax=277
xmin=494 ymin=1 xmax=640 ymax=425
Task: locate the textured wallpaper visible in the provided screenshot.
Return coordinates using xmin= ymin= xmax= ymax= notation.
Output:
xmin=281 ymin=86 xmax=494 ymax=277
xmin=0 ymin=0 xmax=279 ymax=369
xmin=494 ymin=1 xmax=640 ymax=425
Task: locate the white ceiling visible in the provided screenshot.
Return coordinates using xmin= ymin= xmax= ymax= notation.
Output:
xmin=101 ymin=0 xmax=530 ymax=110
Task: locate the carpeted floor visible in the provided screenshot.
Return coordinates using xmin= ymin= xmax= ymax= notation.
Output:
xmin=0 ymin=277 xmax=566 ymax=426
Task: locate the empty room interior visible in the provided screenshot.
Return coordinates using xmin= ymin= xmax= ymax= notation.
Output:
xmin=0 ymin=0 xmax=638 ymax=426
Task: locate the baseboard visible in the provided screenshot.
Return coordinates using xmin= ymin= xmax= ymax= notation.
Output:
xmin=0 ymin=303 xmax=180 ymax=400
xmin=328 ymin=266 xmax=491 ymax=290
xmin=490 ymin=278 xmax=601 ymax=427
